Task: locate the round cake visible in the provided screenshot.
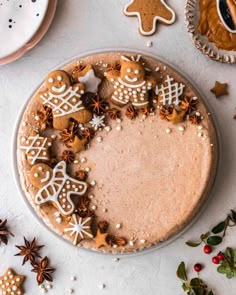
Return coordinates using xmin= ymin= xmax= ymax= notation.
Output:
xmin=16 ymin=51 xmax=218 ymax=254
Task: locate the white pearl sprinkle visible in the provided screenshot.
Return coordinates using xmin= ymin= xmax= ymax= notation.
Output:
xmin=51 ymin=134 xmax=56 ymax=139
xmin=116 ymin=223 xmax=121 ymax=229
xmin=114 ymin=258 xmax=120 ymax=262
xmin=129 ymin=241 xmax=134 ymax=246
xmin=146 ymin=41 xmax=153 ymax=47
xmin=80 ymin=157 xmax=87 ymax=163
xmin=56 ymin=217 xmax=62 ymax=224
xmin=166 ymin=128 xmax=172 ymax=134
xmin=98 ymin=284 xmax=106 ymax=290
xmin=97 ymin=136 xmax=103 ymax=142
xmin=140 ymin=239 xmax=146 ymax=244
xmin=91 ymin=205 xmax=97 ymax=210
xmin=67 ymin=289 xmax=74 ymax=294
xmin=116 ymin=126 xmax=122 ymax=131
xmin=70 ymin=276 xmax=76 ymax=281
xmin=103 ymin=208 xmax=107 ymax=212
xmin=45 ymin=284 xmax=52 ymax=290
xmin=85 ymin=167 xmax=90 ymax=172
xmin=89 ymin=194 xmax=94 ymax=199
xmin=178 ymin=126 xmax=185 ymax=132
xmin=105 ymin=126 xmax=111 ymax=132
xmin=73 ymin=160 xmax=79 ymax=164
xmin=116 ymin=118 xmax=121 ymax=123
xmin=90 ymin=180 xmax=96 ymax=186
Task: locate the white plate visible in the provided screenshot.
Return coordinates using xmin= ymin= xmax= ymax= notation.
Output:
xmin=12 ymin=49 xmax=221 ymax=256
xmin=0 ymin=0 xmax=49 ymax=59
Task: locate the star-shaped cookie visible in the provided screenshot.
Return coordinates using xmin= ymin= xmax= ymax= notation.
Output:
xmin=210 ymin=81 xmax=229 ymax=98
xmin=124 ymin=0 xmax=176 ymax=36
xmin=0 ymin=268 xmax=25 ymax=295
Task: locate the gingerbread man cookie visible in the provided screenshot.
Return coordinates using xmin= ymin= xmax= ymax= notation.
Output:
xmin=19 ymin=133 xmax=53 ymax=165
xmin=124 ymin=0 xmax=176 ymax=36
xmin=29 ymin=161 xmax=88 ymax=216
xmin=38 ymin=70 xmax=92 ymax=130
xmin=106 ymin=56 xmax=157 ymax=108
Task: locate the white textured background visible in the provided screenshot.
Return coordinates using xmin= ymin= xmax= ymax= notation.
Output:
xmin=0 ymin=0 xmax=236 ymax=294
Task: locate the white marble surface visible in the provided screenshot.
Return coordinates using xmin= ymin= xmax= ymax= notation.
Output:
xmin=0 ymin=0 xmax=236 ymax=294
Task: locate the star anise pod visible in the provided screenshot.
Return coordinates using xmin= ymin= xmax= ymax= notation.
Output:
xmin=159 ymin=106 xmax=173 ymax=121
xmin=106 ymin=235 xmax=117 ymax=246
xmin=71 ymin=64 xmax=86 ymax=82
xmin=61 ymin=150 xmax=75 ymax=164
xmin=68 ymin=120 xmax=84 ymax=138
xmin=60 ymin=129 xmax=74 ymax=143
xmin=76 ymin=209 xmax=95 ymax=218
xmin=81 ymin=92 xmax=96 ymax=108
xmin=0 ymin=219 xmax=14 ymax=245
xmin=115 ymin=237 xmax=127 ymax=246
xmin=98 ymin=221 xmax=109 ymax=233
xmin=106 ymin=61 xmax=121 ymax=72
xmin=81 ymin=128 xmax=94 ymax=140
xmin=15 ymin=237 xmax=44 ymax=265
xmin=189 ymin=113 xmax=202 ymax=125
xmin=90 ymin=95 xmax=108 ymax=115
xmin=125 ymin=105 xmax=138 ymax=120
xmin=78 ymin=196 xmax=90 ymax=212
xmin=180 ymin=96 xmax=198 ymax=114
xmin=108 ymin=108 xmax=121 ymax=120
xmin=34 ymin=106 xmax=53 ymax=130
xmin=31 ymin=256 xmax=55 ymax=285
xmin=75 ymin=170 xmax=88 ymax=181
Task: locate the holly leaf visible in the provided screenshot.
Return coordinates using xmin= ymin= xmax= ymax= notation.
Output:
xmin=185 ymin=241 xmax=202 ymax=247
xmin=212 ymin=221 xmax=225 ymax=234
xmin=207 ymin=236 xmax=222 ymax=246
xmin=177 ymin=261 xmax=187 ymax=281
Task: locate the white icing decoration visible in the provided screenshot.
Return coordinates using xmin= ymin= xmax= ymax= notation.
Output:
xmin=125 ymin=76 xmax=138 ymax=83
xmin=52 ymin=84 xmax=67 ymax=93
xmin=40 ymin=171 xmax=51 ymax=183
xmin=78 ymin=68 xmax=101 ymax=93
xmin=19 ymin=134 xmax=52 ymax=165
xmin=64 ymin=214 xmax=93 ymax=245
xmin=134 ymin=70 xmax=139 ymax=74
xmin=35 ymin=161 xmax=88 ymax=216
xmin=57 ymin=75 xmax=62 ymax=81
xmin=127 ymin=68 xmax=131 ymax=73
xmin=89 ymin=114 xmax=105 ymax=130
xmin=124 ymin=0 xmax=176 ymax=36
xmin=48 ymin=77 xmax=54 ymax=83
xmin=156 ymin=75 xmax=185 ymax=106
xmin=40 ymin=86 xmax=85 ymax=118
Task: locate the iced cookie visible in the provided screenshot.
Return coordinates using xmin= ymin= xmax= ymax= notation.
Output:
xmin=38 ymin=70 xmax=92 ymax=130
xmin=106 ymin=55 xmax=157 ymax=108
xmin=124 ymin=0 xmax=176 ymax=36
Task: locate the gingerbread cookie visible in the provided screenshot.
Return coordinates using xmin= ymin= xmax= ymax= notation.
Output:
xmin=64 ymin=214 xmax=93 ymax=245
xmin=210 ymin=81 xmax=229 ymax=98
xmin=19 ymin=133 xmax=53 ymax=165
xmin=73 ymin=64 xmax=101 ymax=93
xmin=38 ymin=70 xmax=92 ymax=130
xmin=0 ymin=268 xmax=25 ymax=295
xmin=29 ymin=161 xmax=88 ymax=216
xmin=124 ymin=0 xmax=176 ymax=36
xmin=106 ymin=55 xmax=157 ymax=108
xmin=157 ymin=75 xmax=185 ymax=106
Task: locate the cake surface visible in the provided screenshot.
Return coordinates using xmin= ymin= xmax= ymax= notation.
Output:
xmin=16 ymin=52 xmax=218 ymax=254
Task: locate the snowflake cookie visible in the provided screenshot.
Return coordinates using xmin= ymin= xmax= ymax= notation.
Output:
xmin=19 ymin=133 xmax=53 ymax=165
xmin=29 ymin=161 xmax=88 ymax=216
xmin=38 ymin=70 xmax=92 ymax=130
xmin=64 ymin=214 xmax=93 ymax=245
xmin=106 ymin=55 xmax=157 ymax=109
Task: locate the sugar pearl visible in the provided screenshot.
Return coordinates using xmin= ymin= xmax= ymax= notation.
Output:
xmin=90 ymin=180 xmax=96 ymax=186
xmin=166 ymin=128 xmax=172 ymax=134
xmin=116 ymin=126 xmax=122 ymax=131
xmin=97 ymin=136 xmax=103 ymax=142
xmin=146 ymin=41 xmax=153 ymax=48
xmin=178 ymin=126 xmax=185 ymax=132
xmin=140 ymin=239 xmax=146 ymax=244
xmin=98 ymin=284 xmax=106 ymax=290
xmin=80 ymin=157 xmax=87 ymax=163
xmin=70 ymin=276 xmax=76 ymax=281
xmin=116 ymin=223 xmax=121 ymax=229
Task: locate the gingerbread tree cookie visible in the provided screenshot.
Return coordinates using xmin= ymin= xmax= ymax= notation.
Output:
xmin=124 ymin=0 xmax=176 ymax=36
xmin=38 ymin=70 xmax=92 ymax=130
xmin=106 ymin=56 xmax=157 ymax=108
xmin=29 ymin=161 xmax=88 ymax=216
xmin=19 ymin=133 xmax=53 ymax=165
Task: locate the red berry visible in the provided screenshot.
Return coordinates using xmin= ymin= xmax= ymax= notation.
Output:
xmin=194 ymin=263 xmax=202 ymax=272
xmin=212 ymin=256 xmax=220 ymax=264
xmin=204 ymin=245 xmax=212 ymax=254
xmin=217 ymin=252 xmax=224 ymax=261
